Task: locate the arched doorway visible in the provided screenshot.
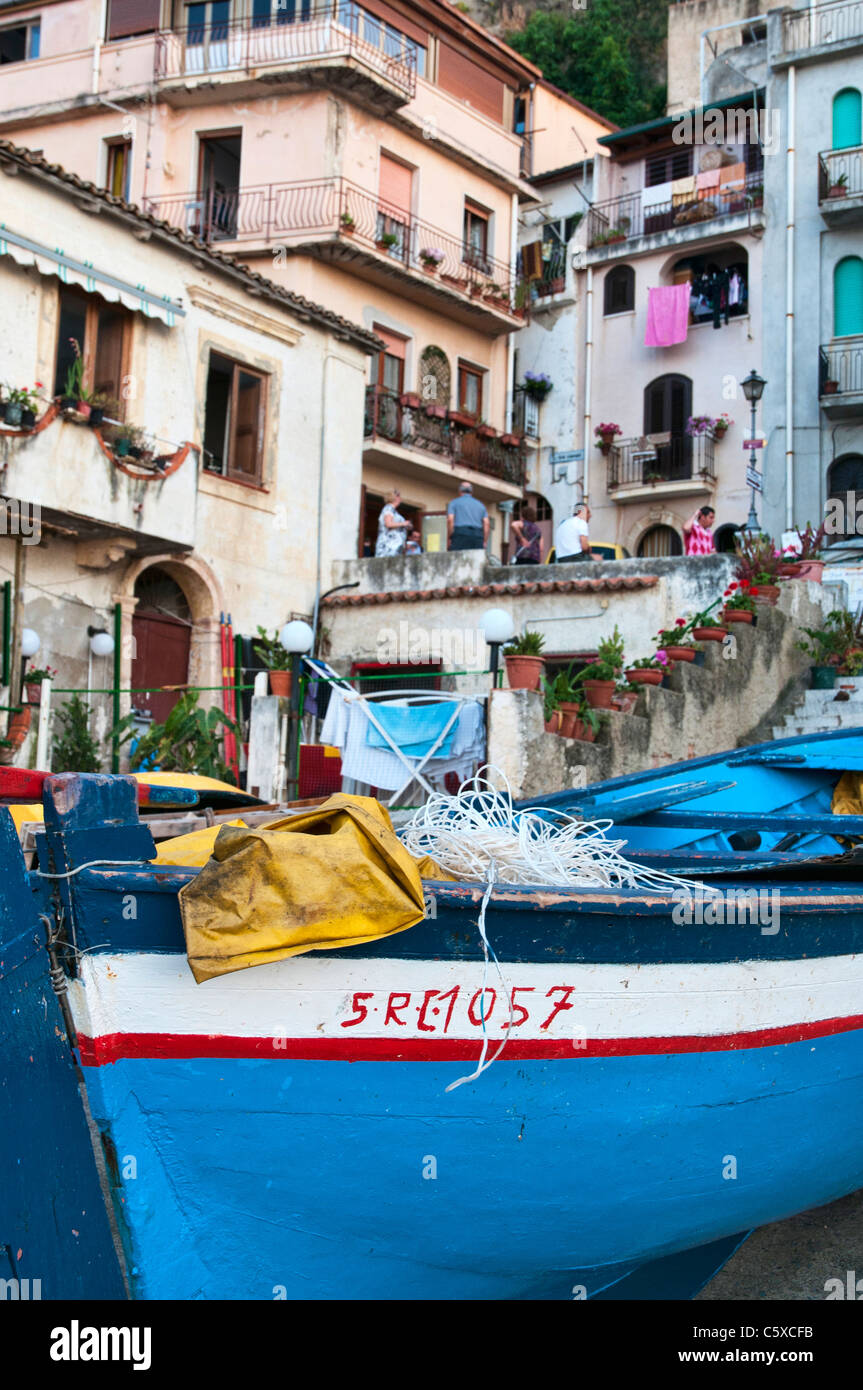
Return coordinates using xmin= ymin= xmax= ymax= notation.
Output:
xmin=833 ymin=88 xmax=862 ymax=150
xmin=637 ymin=523 xmax=683 ymax=558
xmin=827 ymin=454 xmax=863 ymax=541
xmin=514 ymin=492 xmax=553 ymax=562
xmin=713 ymin=522 xmax=740 ymax=554
xmin=131 ymin=569 xmax=193 ymax=723
xmin=644 ymin=374 xmax=692 ymax=479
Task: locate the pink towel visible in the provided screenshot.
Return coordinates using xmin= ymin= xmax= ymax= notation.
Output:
xmin=645 ymin=284 xmax=690 ymax=347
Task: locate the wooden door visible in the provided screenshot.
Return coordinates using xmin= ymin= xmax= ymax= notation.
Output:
xmin=644 ymin=374 xmax=692 ymax=478
xmin=131 ymin=612 xmax=192 ymax=723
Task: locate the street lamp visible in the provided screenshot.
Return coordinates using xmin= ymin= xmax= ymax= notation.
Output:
xmin=480 ymin=608 xmax=515 ymax=688
xmin=20 ymin=628 xmax=40 ymax=658
xmin=740 ymin=369 xmax=766 ymax=535
xmin=279 ymin=620 xmax=315 ymax=801
xmin=87 ymin=626 xmax=115 ymax=657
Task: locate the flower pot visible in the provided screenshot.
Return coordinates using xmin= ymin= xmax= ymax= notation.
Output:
xmin=571 ymin=719 xmax=597 ymax=743
xmin=723 ymin=608 xmax=754 ymax=624
xmin=419 ymin=261 xmax=439 ymax=274
xmin=692 ymin=627 xmax=728 ymax=642
xmin=447 ymin=411 xmax=475 ymax=429
xmin=61 ymin=396 xmax=79 ymax=412
xmin=4 ymin=402 xmax=22 ymax=427
xmin=797 ymin=560 xmax=825 ymax=583
xmin=76 ymin=401 xmax=91 ymax=420
xmin=340 ymin=223 xmax=355 ymax=235
xmin=504 ymin=654 xmax=544 ymax=692
xmin=777 ymin=562 xmax=800 ymax=578
xmin=398 ymin=393 xmax=422 ymax=409
xmin=662 ymin=645 xmax=695 ymax=662
xmin=557 ymin=701 xmax=581 ymax=737
xmin=501 ymin=433 xmax=522 ymax=447
xmin=625 ymin=667 xmax=663 ymax=686
xmin=25 ymin=682 xmax=42 ymax=705
xmin=89 ymin=407 xmax=105 ymax=427
xmin=544 ymin=711 xmax=562 ymax=734
xmin=115 ymin=438 xmax=131 ymax=456
xmin=612 ymin=690 xmax=638 ymax=714
xmin=20 ymin=408 xmax=36 ymax=428
xmin=752 ymin=585 xmax=780 ymax=606
xmin=0 ymin=402 xmax=6 ymax=421
xmin=822 ymin=380 xmax=839 ymax=394
xmin=425 ymin=404 xmax=447 ymax=420
xmin=476 ymin=425 xmax=497 ymax=439
xmin=269 ymin=670 xmax=292 ymax=698
xmin=828 ymin=186 xmax=847 ymax=198
xmin=811 ymin=665 xmax=837 ymax=690
xmin=597 ymin=441 xmax=612 ymax=456
xmin=582 ymin=678 xmax=616 ymax=709
xmin=0 ymin=704 xmax=32 ymax=764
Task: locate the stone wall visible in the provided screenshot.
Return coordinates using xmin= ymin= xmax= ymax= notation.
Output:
xmin=487 ymin=580 xmax=834 ymax=796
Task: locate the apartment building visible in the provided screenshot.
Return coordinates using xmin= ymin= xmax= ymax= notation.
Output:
xmin=0 ymin=138 xmax=376 ymax=739
xmin=518 ymin=84 xmax=765 ymax=558
xmin=0 ymin=0 xmax=551 ymax=556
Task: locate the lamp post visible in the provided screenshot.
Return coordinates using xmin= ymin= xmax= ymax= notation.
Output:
xmin=741 ymin=368 xmax=766 ymax=536
xmin=279 ymin=619 xmax=315 ymax=801
xmin=480 ymin=608 xmax=515 ymax=689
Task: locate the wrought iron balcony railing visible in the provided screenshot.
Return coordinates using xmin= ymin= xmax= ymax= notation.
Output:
xmin=783 ymin=0 xmax=863 ymax=53
xmin=364 ymin=386 xmax=526 ymax=488
xmin=154 ymin=5 xmax=417 ymax=99
xmin=820 ymin=337 xmax=863 ymax=395
xmin=144 ymin=177 xmax=521 ymax=308
xmin=819 ymin=146 xmax=863 ymax=201
xmin=585 ymin=171 xmax=764 ymax=250
xmin=607 ymin=434 xmax=716 ymax=491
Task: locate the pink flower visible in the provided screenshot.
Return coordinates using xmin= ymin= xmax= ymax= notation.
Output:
xmin=655 ymin=649 xmax=669 ymax=665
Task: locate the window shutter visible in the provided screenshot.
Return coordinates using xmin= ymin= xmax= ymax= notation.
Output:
xmin=107 ymin=0 xmax=161 ymax=40
xmin=437 ymin=41 xmax=504 ymax=124
xmin=378 ymin=154 xmax=412 ymax=214
xmin=521 ymin=240 xmax=543 ymax=281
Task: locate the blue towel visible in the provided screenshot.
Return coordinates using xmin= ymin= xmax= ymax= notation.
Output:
xmin=365 ymin=702 xmax=458 ymax=758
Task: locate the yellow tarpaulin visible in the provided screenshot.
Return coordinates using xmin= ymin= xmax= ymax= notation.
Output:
xmin=832 ymin=771 xmax=863 ymax=817
xmin=153 ymin=819 xmax=248 ymax=866
xmin=179 ymin=793 xmax=427 ymax=983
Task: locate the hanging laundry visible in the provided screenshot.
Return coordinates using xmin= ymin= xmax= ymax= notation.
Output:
xmin=366 ymin=701 xmax=459 ymax=759
xmin=671 ymin=175 xmax=696 ymax=207
xmin=645 ymin=283 xmax=690 ymax=347
xmin=696 ymin=167 xmax=721 ymax=194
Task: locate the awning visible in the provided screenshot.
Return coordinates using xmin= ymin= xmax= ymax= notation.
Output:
xmin=0 ymin=224 xmax=185 ymax=326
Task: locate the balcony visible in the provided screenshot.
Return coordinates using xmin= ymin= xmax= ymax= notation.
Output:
xmin=154 ymin=7 xmax=416 ymax=111
xmin=819 ymin=147 xmax=863 ymax=224
xmin=820 ymin=338 xmax=863 ymax=419
xmin=607 ymin=434 xmax=716 ymax=503
xmin=512 ymin=387 xmax=540 ymax=441
xmin=0 ymin=37 xmax=157 ymax=127
xmin=364 ymin=386 xmax=526 ymax=494
xmin=585 ymin=172 xmax=764 ymax=259
xmin=144 ymin=179 xmax=524 ymax=334
xmin=782 ymin=0 xmax=863 ymax=55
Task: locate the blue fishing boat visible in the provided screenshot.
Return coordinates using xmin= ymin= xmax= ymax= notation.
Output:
xmin=3 ymin=744 xmax=863 ymax=1301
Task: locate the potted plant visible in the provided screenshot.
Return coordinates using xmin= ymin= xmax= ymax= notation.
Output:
xmin=476 ymin=420 xmax=497 ymax=439
xmin=722 ymin=581 xmax=757 ymax=623
xmin=576 ymin=626 xmax=625 ymax=708
xmin=425 ymin=402 xmax=448 ymax=420
xmin=399 ymin=391 xmax=422 ymax=409
xmin=418 ymin=246 xmax=444 ymax=273
xmin=376 ymin=231 xmax=400 ymax=252
xmin=611 ymin=682 xmax=639 ymax=714
xmin=51 ymin=693 xmax=102 ymax=772
xmin=712 ymin=413 xmax=733 ymax=439
xmin=60 ymin=338 xmax=87 ymax=412
xmin=797 ymin=611 xmax=863 ymax=687
xmin=447 ymin=408 xmax=476 ymax=429
xmin=594 ymin=421 xmax=621 ymax=455
xmin=253 ymin=626 xmax=293 ymax=697
xmin=340 ymin=210 xmax=356 ymax=234
xmin=500 ymin=432 xmax=522 ymax=448
xmin=624 ymin=653 xmax=667 ymax=686
xmin=780 ymin=522 xmax=827 ymax=583
xmin=828 ymin=171 xmax=848 ymax=199
xmin=24 ymin=663 xmax=57 ymax=705
xmin=734 ymin=534 xmax=782 ymax=604
xmin=504 ymin=629 xmax=546 ymax=691
xmin=691 ymin=614 xmax=728 ymax=642
xmin=4 ymin=383 xmax=42 ymax=429
xmin=571 ymin=701 xmax=605 ymax=742
xmin=542 ymin=671 xmax=564 ymax=733
xmin=523 ymin=371 xmax=553 ymax=403
xmin=88 ymin=392 xmax=121 ymax=430
xmin=655 ymin=620 xmax=696 ymax=662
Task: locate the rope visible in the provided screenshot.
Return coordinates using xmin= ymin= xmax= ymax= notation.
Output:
xmin=33 ymin=859 xmax=151 ymax=879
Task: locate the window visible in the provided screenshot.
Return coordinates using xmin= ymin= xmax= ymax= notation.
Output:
xmin=828 ymin=456 xmax=863 ymax=540
xmin=834 ymin=256 xmax=863 ymax=338
xmin=52 ymin=287 xmax=132 ymax=412
xmin=463 ymin=202 xmax=490 ymax=271
xmin=337 ymin=1 xmax=426 ymax=76
xmin=457 ymin=362 xmax=483 ymax=418
xmin=673 ymin=250 xmax=749 ymax=324
xmin=833 ymin=88 xmax=862 ymax=151
xmin=107 ymin=0 xmax=161 ymax=40
xmin=370 ymin=327 xmax=407 ymax=395
xmin=0 ymin=20 xmax=40 ymax=64
xmin=604 ymin=265 xmax=635 ymax=315
xmin=637 ymin=524 xmax=683 ymax=558
xmin=203 ymin=352 xmax=267 ymax=483
xmin=105 ymin=139 xmax=132 ymax=200
xmin=377 ymin=153 xmax=412 ymax=257
xmin=417 ymin=345 xmax=450 ymax=410
xmin=645 ymin=148 xmax=692 ymax=187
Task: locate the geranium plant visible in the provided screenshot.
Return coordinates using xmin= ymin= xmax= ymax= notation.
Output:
xmin=594 ymin=422 xmax=621 ymax=439
xmin=5 ymin=382 xmax=42 ymax=412
xmin=25 ymin=664 xmax=58 ymax=683
xmin=723 ymin=581 xmax=758 ymax=613
xmin=655 ymin=618 xmax=694 ymax=648
xmin=419 ymin=247 xmax=444 ymax=267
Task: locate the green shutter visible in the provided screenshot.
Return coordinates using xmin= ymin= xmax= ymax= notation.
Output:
xmin=832 ymin=88 xmax=862 ymax=150
xmin=835 ymin=257 xmax=863 ymax=338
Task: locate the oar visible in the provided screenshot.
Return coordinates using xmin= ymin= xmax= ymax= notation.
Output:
xmin=572 ymin=778 xmax=738 ymax=823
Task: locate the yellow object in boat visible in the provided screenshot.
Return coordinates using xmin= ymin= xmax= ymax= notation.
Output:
xmin=153 ymin=820 xmax=248 ymax=866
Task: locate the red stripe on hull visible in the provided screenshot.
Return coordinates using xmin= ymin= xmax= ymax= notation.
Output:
xmin=77 ymin=1013 xmax=863 ymax=1066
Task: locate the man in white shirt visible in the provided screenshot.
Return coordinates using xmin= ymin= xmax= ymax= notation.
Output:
xmin=555 ymin=503 xmax=594 ymax=562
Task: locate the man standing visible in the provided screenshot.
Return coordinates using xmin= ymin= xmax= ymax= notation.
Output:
xmin=555 ymin=503 xmax=594 ymax=562
xmin=447 ymin=482 xmax=490 ymax=551
xmin=683 ymin=505 xmax=716 ymax=555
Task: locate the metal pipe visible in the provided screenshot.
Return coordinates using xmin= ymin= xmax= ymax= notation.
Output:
xmin=311 ymin=353 xmax=336 ymax=654
xmin=111 ymin=601 xmax=122 ymax=773
xmin=92 ymin=0 xmax=108 ymax=94
xmin=506 ymin=190 xmax=518 ymax=432
xmin=785 ymin=65 xmax=796 ymax=531
xmin=582 ymin=265 xmax=593 ymax=501
xmin=2 ymin=579 xmax=10 ymax=687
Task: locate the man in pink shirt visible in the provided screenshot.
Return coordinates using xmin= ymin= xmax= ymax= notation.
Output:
xmin=683 ymin=505 xmax=716 ymax=555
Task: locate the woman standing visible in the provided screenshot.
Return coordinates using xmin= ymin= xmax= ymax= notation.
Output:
xmin=375 ymin=489 xmax=410 ymax=557
xmin=510 ymin=505 xmax=542 ymax=565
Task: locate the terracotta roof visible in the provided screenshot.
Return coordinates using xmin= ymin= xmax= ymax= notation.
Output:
xmin=0 ymin=139 xmax=383 ymax=355
xmin=322 ymin=575 xmax=659 ymax=606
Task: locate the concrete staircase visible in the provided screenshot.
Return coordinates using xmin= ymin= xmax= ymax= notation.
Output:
xmin=773 ymin=677 xmax=863 ymax=738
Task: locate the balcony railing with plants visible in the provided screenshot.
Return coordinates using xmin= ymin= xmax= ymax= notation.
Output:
xmin=154 ymin=4 xmax=417 ymax=99
xmin=533 ymin=243 xmax=568 ymax=297
xmin=364 ymin=386 xmax=526 ymax=488
xmin=585 ymin=171 xmax=764 ymax=249
xmin=819 ymin=146 xmax=863 ymax=201
xmin=143 ymin=177 xmax=522 ymax=309
xmin=820 ymin=337 xmax=863 ymax=396
xmin=783 ymin=0 xmax=863 ymax=53
xmin=607 ymin=434 xmax=716 ymax=492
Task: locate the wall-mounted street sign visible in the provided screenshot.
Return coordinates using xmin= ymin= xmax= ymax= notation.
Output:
xmin=746 ymin=465 xmax=763 ymax=493
xmin=743 ymin=438 xmax=766 ymax=449
xmin=551 ymin=449 xmax=584 ymax=464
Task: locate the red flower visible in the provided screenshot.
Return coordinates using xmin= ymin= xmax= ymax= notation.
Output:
xmin=675 ymin=618 xmax=686 ymax=627
xmin=750 ymin=586 xmax=759 ymax=596
xmin=741 ymin=579 xmax=751 ymax=588
xmin=728 ymin=582 xmax=738 ymax=591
